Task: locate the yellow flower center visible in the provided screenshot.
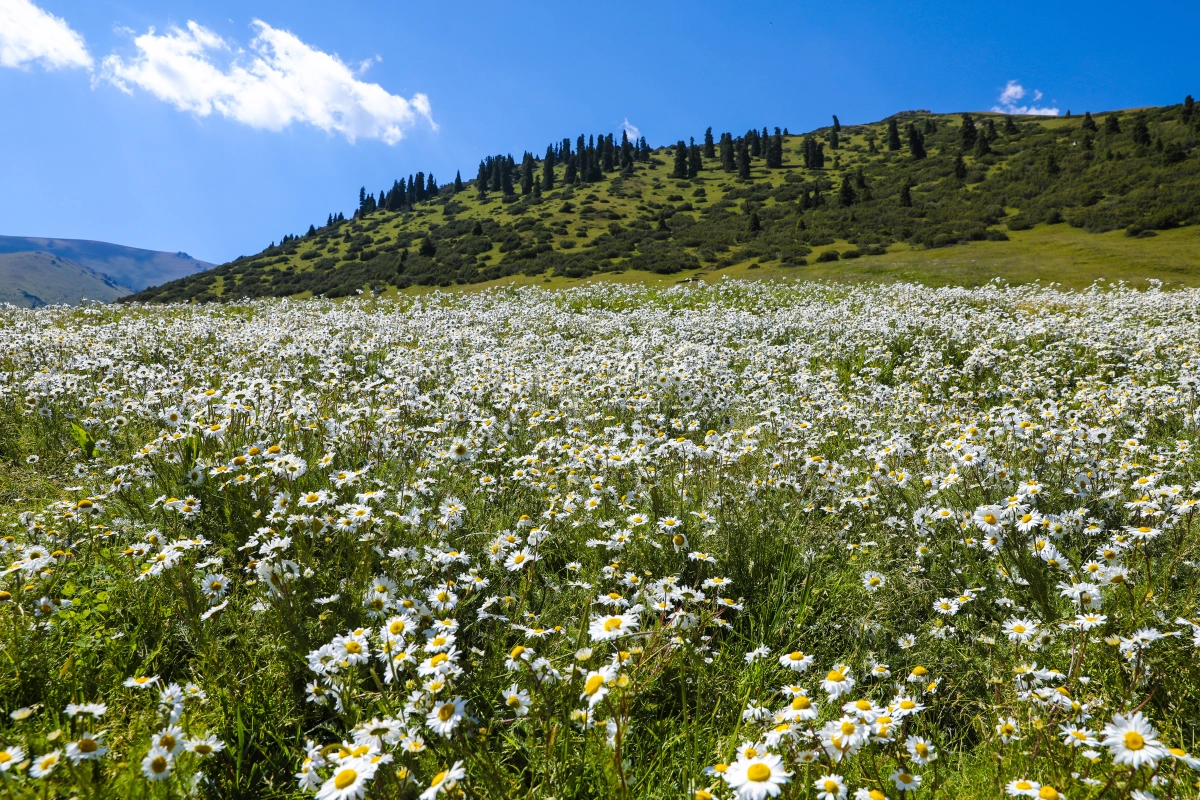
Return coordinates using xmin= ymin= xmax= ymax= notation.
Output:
xmin=150 ymin=755 xmax=168 ymax=774
xmin=344 ymin=641 xmax=362 ymax=655
xmin=584 ymin=675 xmax=605 ymax=695
xmin=747 ymin=763 xmax=772 ymax=782
xmin=389 ymin=621 xmax=406 ymax=635
xmin=431 ymin=769 xmax=448 ymax=786
xmin=159 ymin=734 xmax=176 ymax=750
xmin=841 ymin=721 xmax=857 ymax=736
xmin=983 ymin=513 xmax=997 ymax=524
xmin=430 ymin=653 xmax=448 ymax=667
xmin=334 ymin=768 xmax=357 ymax=789
xmin=1039 ymin=788 xmax=1060 ymax=800
xmin=437 ymin=703 xmax=456 ymax=722
xmin=791 ymin=697 xmax=811 ymax=710
xmin=510 ymin=645 xmax=525 ymax=659
xmin=79 ymin=738 xmax=98 ymax=753
xmin=826 ymin=669 xmax=844 ymax=682
xmin=604 ymin=617 xmax=623 ymax=632
xmin=1124 ymin=731 xmax=1145 ymax=750
xmin=194 ymin=744 xmax=213 ymax=755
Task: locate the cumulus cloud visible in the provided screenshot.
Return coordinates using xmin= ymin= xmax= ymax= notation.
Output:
xmin=100 ymin=20 xmax=433 ymax=144
xmin=622 ymin=118 xmax=641 ymax=143
xmin=991 ymin=80 xmax=1059 ymax=117
xmin=0 ymin=0 xmax=92 ymax=70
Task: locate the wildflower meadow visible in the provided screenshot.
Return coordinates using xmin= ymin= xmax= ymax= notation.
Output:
xmin=1 ymin=279 xmax=1199 ymax=800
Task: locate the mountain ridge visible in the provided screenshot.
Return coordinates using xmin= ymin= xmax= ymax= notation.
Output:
xmin=0 ymin=235 xmax=214 ymax=294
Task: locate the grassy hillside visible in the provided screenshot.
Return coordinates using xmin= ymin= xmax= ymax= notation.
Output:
xmin=0 ymin=235 xmax=213 ymax=292
xmin=0 ymin=251 xmax=132 ymax=307
xmin=126 ymin=101 xmax=1200 ymax=303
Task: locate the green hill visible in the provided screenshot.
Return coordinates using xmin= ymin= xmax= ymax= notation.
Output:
xmin=125 ymin=99 xmax=1200 ymax=303
xmin=0 ymin=251 xmax=132 ymax=307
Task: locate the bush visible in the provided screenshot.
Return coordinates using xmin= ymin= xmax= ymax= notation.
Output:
xmin=816 ymin=250 xmax=841 ymax=262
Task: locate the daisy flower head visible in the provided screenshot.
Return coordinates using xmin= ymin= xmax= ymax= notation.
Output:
xmin=30 ymin=748 xmax=61 ymax=778
xmin=1005 ymin=778 xmax=1040 ymax=797
xmin=862 ymin=571 xmax=886 ymax=592
xmin=588 ymin=611 xmax=639 ymax=641
xmin=813 ymin=772 xmax=847 ymax=800
xmin=1101 ymin=711 xmax=1168 ymax=769
xmin=501 ymin=684 xmax=531 ymax=716
xmin=779 ymin=650 xmax=814 ymax=672
xmin=419 ymin=761 xmax=466 ymax=800
xmin=723 ymin=751 xmax=792 ymax=799
xmin=425 ymin=697 xmax=468 ymax=737
xmin=889 ymin=770 xmax=922 ymax=793
xmin=65 ymin=731 xmax=108 ymax=763
xmin=821 ymin=665 xmax=855 ymax=699
xmin=0 ymin=745 xmax=25 ymax=772
xmin=140 ymin=746 xmax=173 ymax=781
xmin=124 ymin=675 xmax=160 ymax=689
xmin=580 ymin=665 xmax=618 ymax=708
xmin=317 ymin=757 xmax=378 ymax=800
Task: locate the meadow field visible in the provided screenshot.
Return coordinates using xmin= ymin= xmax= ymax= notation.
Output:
xmin=2 ymin=280 xmax=1199 ymax=799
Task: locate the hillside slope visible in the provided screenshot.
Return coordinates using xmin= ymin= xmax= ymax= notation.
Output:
xmin=125 ymin=100 xmax=1200 ymax=303
xmin=0 ymin=235 xmax=213 ymax=292
xmin=0 ymin=252 xmax=132 ymax=307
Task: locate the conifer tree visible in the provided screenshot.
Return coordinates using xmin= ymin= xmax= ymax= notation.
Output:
xmin=924 ymin=119 xmax=938 ymax=135
xmin=1004 ymin=116 xmax=1019 ymax=135
xmin=908 ymin=125 xmax=926 ymax=159
xmin=620 ymin=132 xmax=633 ymax=170
xmin=1046 ymin=151 xmax=1060 ymax=175
xmin=688 ymin=140 xmax=701 ymax=179
xmin=899 ymin=182 xmax=913 ymax=207
xmin=985 ymin=119 xmax=997 ymax=141
xmin=327 ymin=213 xmax=334 ymax=227
xmin=563 ymin=154 xmax=578 ymax=184
xmin=543 ymin=146 xmax=557 ymax=189
xmin=737 ymin=137 xmax=751 ymax=179
xmin=747 ymin=210 xmax=761 ymax=233
xmin=673 ymin=140 xmax=689 ymax=179
xmin=638 ymin=137 xmax=650 ymax=162
xmin=358 ymin=186 xmax=367 ymax=212
xmin=1131 ymin=114 xmax=1151 ymax=146
xmin=974 ymin=134 xmax=991 ymax=157
xmin=1105 ymin=114 xmax=1121 ymax=134
xmin=704 ymin=127 xmax=715 ymax=158
xmin=427 ymin=174 xmax=437 ymax=195
xmin=953 ymin=152 xmax=967 ymax=179
xmin=830 ymin=130 xmax=839 ymax=150
xmin=1183 ymin=95 xmax=1195 ymax=124
xmin=959 ymin=114 xmax=977 ymax=149
xmin=838 ymin=176 xmax=856 ymax=207
xmin=886 ymin=118 xmax=902 ymax=150
xmin=720 ymin=133 xmax=735 ymax=171
xmin=832 ymin=115 xmax=841 ymax=133
xmin=521 ymin=152 xmax=535 ymax=195
xmin=501 ymin=159 xmax=515 ymax=196
xmin=749 ymin=129 xmax=761 ymax=158
xmin=307 ymin=224 xmax=316 ymax=236
xmin=476 ymin=163 xmax=488 ymax=200
xmin=454 ymin=171 xmax=463 ymax=193
xmin=767 ymin=127 xmax=783 ymax=168
xmin=1081 ymin=111 xmax=1097 ymax=132
xmin=602 ymin=133 xmax=615 ymax=172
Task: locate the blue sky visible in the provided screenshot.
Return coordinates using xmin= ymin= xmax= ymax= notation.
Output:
xmin=1 ymin=0 xmax=1197 ymax=264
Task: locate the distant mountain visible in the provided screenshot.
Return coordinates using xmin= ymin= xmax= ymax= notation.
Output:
xmin=0 ymin=252 xmax=133 ymax=307
xmin=0 ymin=236 xmax=213 ymax=292
xmin=124 ymin=99 xmax=1200 ymax=303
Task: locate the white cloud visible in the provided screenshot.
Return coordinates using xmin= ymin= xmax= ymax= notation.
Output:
xmin=0 ymin=0 xmax=92 ymax=70
xmin=100 ymin=20 xmax=433 ymax=144
xmin=622 ymin=118 xmax=641 ymax=142
xmin=991 ymin=79 xmax=1059 ymax=117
